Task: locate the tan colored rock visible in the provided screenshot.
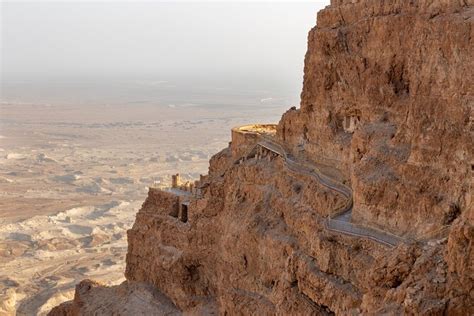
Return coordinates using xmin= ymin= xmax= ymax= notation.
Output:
xmin=50 ymin=0 xmax=473 ymax=314
xmin=48 ymin=280 xmax=181 ymax=316
xmin=277 ymin=0 xmax=473 ymax=239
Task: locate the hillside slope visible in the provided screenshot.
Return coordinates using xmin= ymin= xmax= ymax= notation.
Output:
xmin=50 ymin=1 xmax=473 ymax=315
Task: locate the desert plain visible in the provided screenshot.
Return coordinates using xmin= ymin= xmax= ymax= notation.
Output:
xmin=0 ymin=98 xmax=286 ymax=315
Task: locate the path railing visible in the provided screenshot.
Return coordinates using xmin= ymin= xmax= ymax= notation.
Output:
xmin=325 ymin=217 xmax=403 ymax=247
xmin=241 ymin=132 xmax=403 ymax=248
xmin=258 ymin=136 xmax=353 ymax=217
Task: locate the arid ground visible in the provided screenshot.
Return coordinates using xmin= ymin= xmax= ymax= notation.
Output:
xmin=0 ymin=100 xmax=286 ymax=315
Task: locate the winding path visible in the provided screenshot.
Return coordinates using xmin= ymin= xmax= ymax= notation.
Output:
xmin=252 ymin=134 xmax=403 ymax=247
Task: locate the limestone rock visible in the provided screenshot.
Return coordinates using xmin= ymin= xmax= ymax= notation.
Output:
xmin=48 ymin=280 xmax=181 ymax=315
xmin=277 ymin=0 xmax=473 ymax=239
xmin=50 ymin=0 xmax=473 ymax=314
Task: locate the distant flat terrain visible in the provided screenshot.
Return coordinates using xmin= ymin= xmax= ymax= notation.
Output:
xmin=0 ymin=101 xmax=284 ymax=315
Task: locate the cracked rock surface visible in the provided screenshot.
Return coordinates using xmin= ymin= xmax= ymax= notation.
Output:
xmin=50 ymin=0 xmax=473 ymax=315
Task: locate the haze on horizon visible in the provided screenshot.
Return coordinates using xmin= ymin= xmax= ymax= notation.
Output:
xmin=0 ymin=4 xmax=333 ymax=311
xmin=1 ymin=1 xmax=328 ymax=103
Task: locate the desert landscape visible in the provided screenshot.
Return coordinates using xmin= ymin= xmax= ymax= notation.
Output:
xmin=50 ymin=0 xmax=472 ymax=314
xmin=2 ymin=0 xmax=473 ymax=315
xmin=0 ymin=100 xmax=286 ymax=314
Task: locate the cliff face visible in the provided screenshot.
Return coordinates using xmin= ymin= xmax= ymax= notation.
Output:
xmin=50 ymin=1 xmax=473 ymax=315
xmin=278 ymin=0 xmax=473 ymax=238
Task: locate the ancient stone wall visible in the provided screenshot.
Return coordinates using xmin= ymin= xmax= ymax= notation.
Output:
xmin=230 ymin=124 xmax=276 ymax=158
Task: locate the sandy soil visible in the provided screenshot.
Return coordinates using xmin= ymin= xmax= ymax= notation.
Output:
xmin=0 ymin=101 xmax=285 ymax=315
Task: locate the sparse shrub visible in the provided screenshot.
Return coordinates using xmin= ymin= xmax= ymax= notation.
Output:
xmin=293 ymin=184 xmax=302 ymax=194
xmin=443 ymin=202 xmax=461 ymax=225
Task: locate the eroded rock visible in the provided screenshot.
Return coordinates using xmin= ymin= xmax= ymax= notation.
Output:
xmin=49 ymin=0 xmax=473 ymax=314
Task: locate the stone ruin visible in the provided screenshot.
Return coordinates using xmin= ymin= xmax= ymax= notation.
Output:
xmin=170 ymin=173 xmax=207 ymax=197
xmin=343 ymin=114 xmax=360 ymax=133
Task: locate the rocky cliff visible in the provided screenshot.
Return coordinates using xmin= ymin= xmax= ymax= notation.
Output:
xmin=278 ymin=0 xmax=473 ymax=239
xmin=50 ymin=0 xmax=473 ymax=315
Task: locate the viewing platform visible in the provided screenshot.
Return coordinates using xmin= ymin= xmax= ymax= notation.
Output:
xmin=230 ymin=124 xmax=277 ymax=158
xmin=155 ymin=173 xmax=207 ymax=223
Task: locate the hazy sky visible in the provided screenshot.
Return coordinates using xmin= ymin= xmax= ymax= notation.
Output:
xmin=1 ymin=1 xmax=327 ymax=83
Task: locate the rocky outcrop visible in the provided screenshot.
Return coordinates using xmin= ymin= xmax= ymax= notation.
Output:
xmin=49 ymin=0 xmax=473 ymax=315
xmin=277 ymin=0 xmax=473 ymax=239
xmin=48 ymin=280 xmax=181 ymax=315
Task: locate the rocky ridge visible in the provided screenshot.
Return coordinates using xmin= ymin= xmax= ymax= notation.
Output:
xmin=50 ymin=0 xmax=473 ymax=315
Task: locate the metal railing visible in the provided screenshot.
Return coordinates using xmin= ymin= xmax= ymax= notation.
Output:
xmin=257 ymin=136 xmax=353 ymax=216
xmin=325 ymin=218 xmax=402 ymax=247
xmin=245 ymin=132 xmax=403 ymax=247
